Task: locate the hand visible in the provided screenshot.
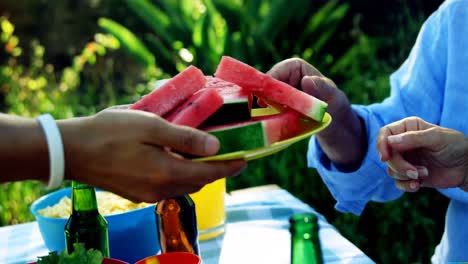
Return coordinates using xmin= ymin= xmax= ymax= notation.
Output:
xmin=267 ymin=58 xmax=366 ymax=167
xmin=58 ymin=109 xmax=247 ymax=202
xmin=377 ymin=116 xmax=468 ymax=192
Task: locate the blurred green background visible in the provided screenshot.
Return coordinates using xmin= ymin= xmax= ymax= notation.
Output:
xmin=0 ymin=0 xmax=448 ymax=263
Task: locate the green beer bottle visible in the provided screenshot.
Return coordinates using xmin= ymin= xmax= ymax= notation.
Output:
xmin=64 ymin=181 xmax=110 ymax=257
xmin=290 ymin=213 xmax=323 ymax=264
xmin=155 ymin=195 xmax=200 ymax=255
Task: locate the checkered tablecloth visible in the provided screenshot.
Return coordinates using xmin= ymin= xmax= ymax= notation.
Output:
xmin=0 ymin=185 xmax=374 ymax=264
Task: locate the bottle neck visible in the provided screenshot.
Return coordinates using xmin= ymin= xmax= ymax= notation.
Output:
xmin=290 ymin=213 xmax=319 ymax=236
xmin=156 ymin=195 xmax=196 ymax=235
xmin=156 ymin=195 xmax=199 ymax=255
xmin=71 ymin=181 xmax=99 ymax=214
xmin=290 ymin=214 xmax=323 ymax=264
xmin=291 ymin=223 xmax=318 ymax=238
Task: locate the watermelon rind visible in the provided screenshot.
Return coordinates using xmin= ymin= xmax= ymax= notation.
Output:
xmin=206 ymin=121 xmax=268 ymax=155
xmin=308 ymin=99 xmax=328 ymax=122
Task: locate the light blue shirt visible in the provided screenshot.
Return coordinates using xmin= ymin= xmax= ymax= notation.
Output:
xmin=307 ymin=0 xmax=468 ymax=262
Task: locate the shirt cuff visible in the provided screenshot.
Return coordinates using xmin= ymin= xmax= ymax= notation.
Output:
xmin=307 ymin=105 xmax=402 ymax=215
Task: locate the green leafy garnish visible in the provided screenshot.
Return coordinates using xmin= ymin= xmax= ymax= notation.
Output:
xmin=37 ymin=243 xmax=103 ymax=264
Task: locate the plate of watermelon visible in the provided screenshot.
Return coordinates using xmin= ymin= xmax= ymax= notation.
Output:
xmin=131 ymin=56 xmax=331 ymax=161
xmin=194 ymin=109 xmax=331 ymax=161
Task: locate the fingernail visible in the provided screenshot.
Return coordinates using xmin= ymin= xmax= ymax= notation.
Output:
xmin=417 ymin=166 xmax=429 ymax=177
xmin=308 ymin=77 xmax=317 ymax=87
xmin=205 ymin=136 xmax=220 ymax=154
xmin=388 ymin=135 xmax=402 ymax=144
xmin=406 ymin=170 xmax=419 ymax=180
xmin=378 ymin=152 xmax=382 ymax=161
xmin=410 ymin=182 xmax=417 ymax=190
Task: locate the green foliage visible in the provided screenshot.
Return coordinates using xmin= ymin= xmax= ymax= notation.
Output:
xmin=98 ymin=18 xmax=155 ymax=68
xmin=361 ymin=191 xmax=446 ymax=263
xmin=0 ymin=16 xmax=121 ymax=117
xmin=37 ymin=243 xmax=103 ymax=264
xmin=0 ymin=16 xmax=157 ymax=225
xmin=99 ymin=0 xmax=355 ymax=78
xmin=0 ymin=182 xmax=44 ymax=225
xmin=0 ymin=1 xmax=448 ymax=263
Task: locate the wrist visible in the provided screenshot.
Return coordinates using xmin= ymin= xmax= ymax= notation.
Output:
xmin=57 ymin=116 xmax=97 ymax=183
xmin=317 ymin=107 xmax=367 ymax=168
xmin=36 ymin=114 xmax=65 ymax=189
xmin=56 ymin=116 xmax=90 ymax=182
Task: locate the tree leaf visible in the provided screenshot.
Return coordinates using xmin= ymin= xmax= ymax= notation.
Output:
xmin=98 ymin=18 xmax=155 ymax=67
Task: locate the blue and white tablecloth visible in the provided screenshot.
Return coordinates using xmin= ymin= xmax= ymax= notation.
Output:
xmin=0 ymin=185 xmax=375 ymax=264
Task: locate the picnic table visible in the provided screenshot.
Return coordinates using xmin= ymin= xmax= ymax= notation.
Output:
xmin=0 ymin=184 xmax=375 ymax=264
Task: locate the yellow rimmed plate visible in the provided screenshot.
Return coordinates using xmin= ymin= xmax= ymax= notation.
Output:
xmin=193 ymin=108 xmax=332 ymax=161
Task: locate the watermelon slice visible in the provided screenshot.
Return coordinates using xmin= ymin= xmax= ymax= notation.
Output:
xmin=202 ymin=76 xmax=253 ymax=126
xmin=204 ymin=110 xmax=302 ymax=154
xmin=213 ymin=57 xmax=266 ymax=89
xmin=251 ymin=111 xmax=302 ymax=143
xmin=131 ymin=65 xmax=206 ymax=116
xmin=165 ymin=88 xmax=224 ymax=128
xmin=205 ymin=121 xmax=267 ymax=155
xmin=214 ymin=56 xmax=328 ymax=122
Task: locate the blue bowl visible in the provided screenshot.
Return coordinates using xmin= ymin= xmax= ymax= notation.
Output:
xmin=30 ymin=188 xmax=161 ymax=263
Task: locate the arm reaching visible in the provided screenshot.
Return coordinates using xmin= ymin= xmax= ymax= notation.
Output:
xmin=266 ymin=0 xmax=464 ymax=214
xmin=267 ymin=58 xmax=367 ymax=169
xmin=0 ymin=110 xmax=247 ymax=202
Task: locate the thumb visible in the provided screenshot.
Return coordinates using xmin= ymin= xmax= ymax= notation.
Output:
xmin=153 ymin=123 xmax=220 ymax=156
xmin=301 ymin=76 xmax=336 ymax=102
xmin=97 ymin=110 xmax=220 ymax=156
xmin=302 ymin=75 xmax=349 ymax=119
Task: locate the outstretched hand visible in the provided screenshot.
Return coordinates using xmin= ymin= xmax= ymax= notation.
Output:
xmin=377 ymin=117 xmax=468 ymax=192
xmin=58 ymin=109 xmax=247 ymax=202
xmin=267 ymin=58 xmax=366 ymax=168
xmin=266 ymin=58 xmax=349 ymax=121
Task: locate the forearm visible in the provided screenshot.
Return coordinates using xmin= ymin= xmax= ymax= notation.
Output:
xmin=0 ymin=113 xmax=49 ymax=182
xmin=0 ymin=113 xmax=93 ymax=184
xmin=316 ymin=107 xmax=367 ymax=170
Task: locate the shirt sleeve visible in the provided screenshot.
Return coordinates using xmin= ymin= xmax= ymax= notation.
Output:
xmin=307 ymin=1 xmax=462 ymax=215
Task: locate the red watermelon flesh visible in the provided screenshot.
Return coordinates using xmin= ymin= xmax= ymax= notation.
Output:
xmin=213 ymin=57 xmax=266 ymax=90
xmin=255 ymin=77 xmax=327 ymax=122
xmin=202 ymin=76 xmax=253 ymax=125
xmin=165 ymin=88 xmax=224 ymax=128
xmin=205 ymin=76 xmax=252 ymax=107
xmin=215 ymin=56 xmax=328 ymax=122
xmin=251 ymin=110 xmax=302 ymax=144
xmin=131 ymin=65 xmax=206 ymax=116
xmin=256 ymin=99 xmax=324 ymax=133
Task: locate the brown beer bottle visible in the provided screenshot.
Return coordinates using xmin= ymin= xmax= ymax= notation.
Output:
xmin=155 ymin=195 xmax=200 ymax=255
